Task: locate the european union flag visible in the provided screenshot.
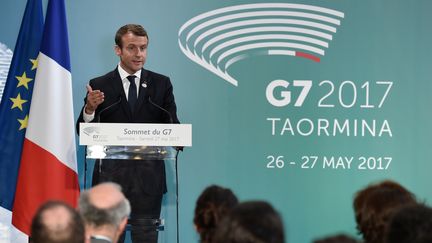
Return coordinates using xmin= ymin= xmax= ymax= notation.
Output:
xmin=0 ymin=0 xmax=44 ymax=211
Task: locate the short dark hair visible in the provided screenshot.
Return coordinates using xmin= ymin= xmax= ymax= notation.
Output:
xmin=213 ymin=201 xmax=285 ymax=243
xmin=386 ymin=204 xmax=432 ymax=243
xmin=115 ymin=24 xmax=148 ymax=48
xmin=353 ymin=180 xmax=417 ymax=243
xmin=194 ymin=185 xmax=239 ymax=243
xmin=30 ymin=201 xmax=84 ymax=243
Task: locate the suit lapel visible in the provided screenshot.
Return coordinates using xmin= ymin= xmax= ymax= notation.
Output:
xmin=135 ymin=69 xmax=150 ymax=114
xmin=109 ymin=68 xmax=133 ymax=120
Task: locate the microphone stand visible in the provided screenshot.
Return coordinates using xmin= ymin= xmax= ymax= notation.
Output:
xmin=96 ymin=96 xmax=122 ymax=123
xmin=175 ymin=148 xmax=180 ymax=243
xmin=83 ymin=145 xmax=88 ymax=189
xmin=148 ymin=96 xmax=180 ymax=243
xmin=148 ymin=96 xmax=173 ymax=124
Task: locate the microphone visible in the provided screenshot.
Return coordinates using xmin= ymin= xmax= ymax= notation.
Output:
xmin=148 ymin=96 xmax=173 ymax=124
xmin=148 ymin=95 xmax=183 ymax=151
xmin=94 ymin=95 xmax=121 ymax=174
xmin=96 ymin=96 xmax=122 ymax=122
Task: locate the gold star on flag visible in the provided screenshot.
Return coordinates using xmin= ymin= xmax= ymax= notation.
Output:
xmin=18 ymin=115 xmax=29 ymax=130
xmin=10 ymin=93 xmax=28 ymax=111
xmin=30 ymin=58 xmax=38 ymax=70
xmin=16 ymin=72 xmax=33 ymax=89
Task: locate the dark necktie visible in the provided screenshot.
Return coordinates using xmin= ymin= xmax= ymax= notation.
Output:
xmin=127 ymin=75 xmax=137 ymax=111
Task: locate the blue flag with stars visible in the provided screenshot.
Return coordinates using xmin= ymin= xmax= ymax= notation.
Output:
xmin=0 ymin=0 xmax=44 ymax=211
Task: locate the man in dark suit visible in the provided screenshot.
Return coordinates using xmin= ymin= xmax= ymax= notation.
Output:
xmin=76 ymin=24 xmax=180 ymax=243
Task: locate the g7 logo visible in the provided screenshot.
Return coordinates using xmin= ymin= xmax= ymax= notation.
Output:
xmin=266 ymin=79 xmax=312 ymax=107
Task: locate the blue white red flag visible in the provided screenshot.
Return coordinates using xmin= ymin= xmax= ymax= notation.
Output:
xmin=12 ymin=0 xmax=79 ymax=236
xmin=0 ymin=0 xmax=43 ymax=241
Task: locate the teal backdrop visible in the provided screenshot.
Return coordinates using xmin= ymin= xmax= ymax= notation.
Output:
xmin=1 ymin=1 xmax=432 ymax=243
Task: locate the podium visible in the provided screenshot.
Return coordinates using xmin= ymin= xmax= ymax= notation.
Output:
xmin=79 ymin=123 xmax=192 ymax=243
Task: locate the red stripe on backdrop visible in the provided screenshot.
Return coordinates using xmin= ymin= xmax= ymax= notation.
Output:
xmin=11 ymin=139 xmax=79 ymax=235
xmin=296 ymin=51 xmax=321 ymax=62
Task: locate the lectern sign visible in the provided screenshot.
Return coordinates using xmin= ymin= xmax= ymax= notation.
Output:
xmin=79 ymin=123 xmax=192 ymax=146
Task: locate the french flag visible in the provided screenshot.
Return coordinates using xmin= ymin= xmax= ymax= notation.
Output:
xmin=12 ymin=0 xmax=79 ymax=236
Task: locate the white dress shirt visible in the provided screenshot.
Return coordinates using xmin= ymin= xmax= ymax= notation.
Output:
xmin=82 ymin=64 xmax=141 ymax=122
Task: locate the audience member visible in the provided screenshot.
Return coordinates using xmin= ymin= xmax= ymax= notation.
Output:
xmin=78 ymin=182 xmax=131 ymax=243
xmin=194 ymin=185 xmax=239 ymax=243
xmin=30 ymin=200 xmax=85 ymax=243
xmin=353 ymin=180 xmax=417 ymax=243
xmin=386 ymin=204 xmax=432 ymax=243
xmin=213 ymin=200 xmax=285 ymax=243
xmin=313 ymin=233 xmax=359 ymax=243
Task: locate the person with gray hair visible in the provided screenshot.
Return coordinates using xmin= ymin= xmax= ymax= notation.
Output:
xmin=78 ymin=182 xmax=131 ymax=243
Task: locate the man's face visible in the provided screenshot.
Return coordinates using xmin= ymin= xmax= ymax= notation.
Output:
xmin=115 ymin=32 xmax=148 ymax=74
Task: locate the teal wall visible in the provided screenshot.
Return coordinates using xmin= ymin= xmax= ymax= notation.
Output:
xmin=1 ymin=1 xmax=432 ymax=243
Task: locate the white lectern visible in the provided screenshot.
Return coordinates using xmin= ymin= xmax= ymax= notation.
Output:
xmin=79 ymin=123 xmax=192 ymax=243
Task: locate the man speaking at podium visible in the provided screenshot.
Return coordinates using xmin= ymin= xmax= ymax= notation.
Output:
xmin=76 ymin=24 xmax=180 ymax=243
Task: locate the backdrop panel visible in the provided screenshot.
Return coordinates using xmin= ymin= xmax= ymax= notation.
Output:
xmin=1 ymin=1 xmax=431 ymax=243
